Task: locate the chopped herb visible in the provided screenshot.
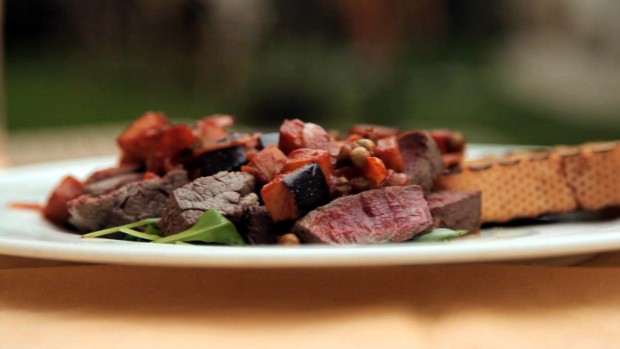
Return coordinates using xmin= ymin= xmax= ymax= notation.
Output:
xmin=153 ymin=209 xmax=246 ymax=246
xmin=412 ymin=228 xmax=468 ymax=242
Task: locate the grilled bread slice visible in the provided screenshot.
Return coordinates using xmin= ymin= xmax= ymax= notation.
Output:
xmin=435 ymin=142 xmax=620 ymax=223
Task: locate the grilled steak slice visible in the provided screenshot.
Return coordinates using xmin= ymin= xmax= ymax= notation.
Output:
xmin=428 ymin=190 xmax=482 ymax=232
xmin=293 ymin=185 xmax=432 ymax=244
xmin=83 ymin=166 xmax=144 ymax=196
xmin=398 ymin=131 xmax=444 ymax=194
xmin=160 ymin=171 xmax=258 ymax=235
xmin=67 ymin=169 xmax=189 ymax=233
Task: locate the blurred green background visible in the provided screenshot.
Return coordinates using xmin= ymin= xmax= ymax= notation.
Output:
xmin=5 ymin=0 xmax=620 ymax=145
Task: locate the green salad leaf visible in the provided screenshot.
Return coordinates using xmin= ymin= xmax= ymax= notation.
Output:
xmin=81 ymin=210 xmax=245 ymax=246
xmin=412 ymin=228 xmax=468 ymax=242
xmin=153 ymin=209 xmax=246 ymax=246
xmin=82 ymin=218 xmax=161 ymax=240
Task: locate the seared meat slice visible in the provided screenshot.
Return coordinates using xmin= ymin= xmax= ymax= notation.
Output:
xmin=398 ymin=131 xmax=444 ymax=194
xmin=293 ymin=185 xmax=432 ymax=244
xmin=160 ymin=171 xmax=258 ymax=235
xmin=67 ymin=170 xmax=189 ymax=233
xmin=83 ymin=166 xmax=143 ymax=196
xmin=428 ymin=190 xmax=482 ymax=233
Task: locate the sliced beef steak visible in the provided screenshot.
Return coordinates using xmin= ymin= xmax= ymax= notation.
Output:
xmin=83 ymin=166 xmax=144 ymax=196
xmin=398 ymin=131 xmax=444 ymax=194
xmin=68 ymin=169 xmax=189 ymax=233
xmin=428 ymin=190 xmax=481 ymax=232
xmin=160 ymin=171 xmax=258 ymax=235
xmin=293 ymin=185 xmax=432 ymax=244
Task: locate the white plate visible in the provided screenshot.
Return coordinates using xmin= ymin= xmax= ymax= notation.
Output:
xmin=1 ymin=145 xmax=619 ymax=268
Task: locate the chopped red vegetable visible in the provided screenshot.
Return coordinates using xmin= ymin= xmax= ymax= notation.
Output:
xmin=283 ymin=148 xmax=332 ymax=182
xmin=147 ymin=124 xmax=197 ymax=174
xmin=241 ymin=144 xmax=287 ymax=185
xmin=43 ymin=176 xmax=84 ymax=226
xmin=261 ymin=175 xmax=299 ymax=221
xmin=194 ymin=114 xmax=234 ymax=144
xmin=363 ymin=157 xmax=388 ymax=184
xmin=278 ymin=119 xmax=331 ymax=154
xmin=117 ymin=112 xmax=170 ymax=166
xmin=375 ymin=136 xmax=404 ymax=172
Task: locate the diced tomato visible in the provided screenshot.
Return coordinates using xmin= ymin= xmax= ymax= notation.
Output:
xmin=43 ymin=176 xmax=84 ymax=227
xmin=194 ymin=114 xmax=235 ymax=144
xmin=301 ymin=122 xmax=331 ymax=151
xmin=117 ymin=112 xmax=170 ymax=165
xmin=283 ymin=148 xmax=332 ymax=183
xmin=375 ymin=136 xmax=404 ymax=172
xmin=261 ymin=175 xmax=298 ymax=222
xmin=363 ymin=157 xmax=388 ymax=184
xmin=147 ymin=124 xmax=197 ymax=174
xmin=241 ymin=145 xmax=287 ymax=185
xmin=278 ymin=119 xmax=305 ymax=154
xmin=278 ymin=119 xmax=331 ymax=155
xmin=349 ymin=124 xmax=399 ymax=140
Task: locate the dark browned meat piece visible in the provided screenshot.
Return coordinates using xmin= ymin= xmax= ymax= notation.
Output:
xmin=160 ymin=171 xmax=258 ymax=235
xmin=83 ymin=166 xmax=144 ymax=196
xmin=67 ymin=170 xmax=189 ymax=233
xmin=293 ymin=185 xmax=432 ymax=244
xmin=241 ymin=206 xmax=278 ymax=245
xmin=398 ymin=131 xmax=444 ymax=194
xmin=428 ymin=190 xmax=481 ymax=233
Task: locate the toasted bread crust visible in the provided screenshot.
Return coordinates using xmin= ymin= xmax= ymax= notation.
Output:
xmin=436 ymin=142 xmax=620 ymax=223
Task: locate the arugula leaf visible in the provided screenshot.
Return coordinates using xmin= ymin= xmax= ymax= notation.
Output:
xmin=412 ymin=228 xmax=468 ymax=242
xmin=82 ymin=218 xmax=161 ymax=239
xmin=153 ymin=209 xmax=246 ymax=246
xmin=118 ymin=227 xmax=160 ymax=241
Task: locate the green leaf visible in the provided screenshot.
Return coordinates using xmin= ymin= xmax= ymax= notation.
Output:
xmin=153 ymin=209 xmax=246 ymax=246
xmin=118 ymin=227 xmax=160 ymax=241
xmin=82 ymin=218 xmax=161 ymax=239
xmin=144 ymin=224 xmax=162 ymax=236
xmin=412 ymin=228 xmax=468 ymax=242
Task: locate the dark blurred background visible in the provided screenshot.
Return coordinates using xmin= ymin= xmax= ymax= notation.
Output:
xmin=4 ymin=0 xmax=620 ymax=146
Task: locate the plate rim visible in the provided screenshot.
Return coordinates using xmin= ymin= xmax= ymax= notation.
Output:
xmin=1 ymin=144 xmax=619 ymax=268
